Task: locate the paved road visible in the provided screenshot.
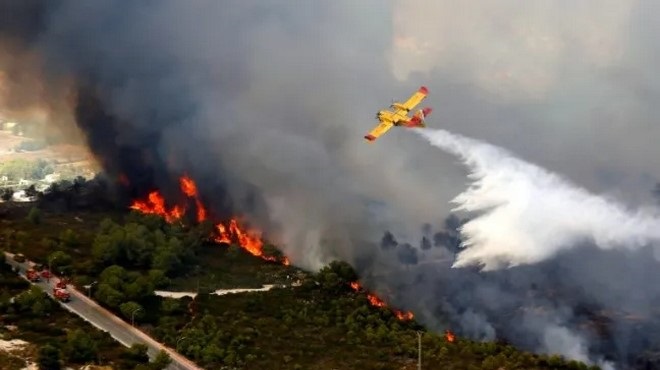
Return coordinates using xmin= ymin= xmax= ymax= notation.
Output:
xmin=3 ymin=252 xmax=202 ymax=370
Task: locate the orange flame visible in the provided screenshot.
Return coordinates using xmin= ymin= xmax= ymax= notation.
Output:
xmin=129 ymin=191 xmax=182 ymax=223
xmin=215 ymin=224 xmax=231 ymax=244
xmin=180 ymin=175 xmax=207 ymax=222
xmin=445 ymin=330 xmax=455 ymax=343
xmin=367 ymin=293 xmax=387 ymax=308
xmin=195 ymin=199 xmax=207 ymax=222
xmin=213 ymin=218 xmax=289 ymax=265
xmin=349 ymin=281 xmax=414 ymax=321
xmin=129 ymin=175 xmax=290 ymax=266
xmin=179 ymin=175 xmax=197 ymax=197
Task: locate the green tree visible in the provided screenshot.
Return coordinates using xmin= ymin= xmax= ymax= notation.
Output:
xmin=40 ymin=237 xmax=58 ymax=250
xmin=15 ymin=286 xmax=53 ymax=316
xmin=59 ymin=229 xmax=79 ymax=248
xmin=124 ymin=276 xmax=154 ymax=301
xmin=148 ymin=269 xmax=171 ymax=289
xmin=150 ymin=350 xmax=172 ymax=370
xmin=317 ymin=261 xmax=359 ymax=292
xmin=26 ymin=206 xmax=42 ymax=225
xmin=94 ymin=283 xmax=126 ymax=308
xmin=92 ymin=219 xmax=125 ymax=266
xmin=327 ymin=261 xmax=359 ymax=283
xmin=317 ymin=269 xmax=341 ymax=292
xmin=160 ymin=298 xmax=183 ymax=315
xmin=37 ymin=344 xmax=61 ymax=370
xmin=124 ymin=343 xmax=149 ymax=363
xmin=125 ymin=212 xmax=166 ymax=232
xmin=201 ymin=343 xmax=224 ymax=364
xmin=123 ymin=223 xmax=155 ymax=267
xmin=1 ymin=188 xmax=13 ymax=201
xmin=48 ymin=251 xmax=73 ymax=271
xmin=117 ymin=343 xmax=150 ymax=370
xmin=152 ymin=249 xmax=181 ymax=275
xmin=99 ymin=265 xmax=128 ymax=289
xmin=63 ymin=329 xmax=98 ymax=363
xmin=119 ymin=301 xmax=144 ymax=324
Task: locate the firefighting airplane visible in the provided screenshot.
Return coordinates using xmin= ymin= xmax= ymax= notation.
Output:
xmin=364 ymin=86 xmax=433 ymax=142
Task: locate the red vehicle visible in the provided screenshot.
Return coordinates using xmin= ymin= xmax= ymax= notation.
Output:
xmin=53 ymin=288 xmax=70 ymax=302
xmin=41 ymin=270 xmax=51 ymax=279
xmin=55 ymin=279 xmax=67 ymax=289
xmin=26 ymin=269 xmax=41 ymax=282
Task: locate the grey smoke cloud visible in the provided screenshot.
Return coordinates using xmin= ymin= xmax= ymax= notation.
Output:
xmin=3 ymin=1 xmax=660 ymax=367
xmin=390 ymin=0 xmax=660 ymax=206
xmin=3 ymin=1 xmax=658 ymax=259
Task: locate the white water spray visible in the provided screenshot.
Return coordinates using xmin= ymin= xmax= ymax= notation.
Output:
xmin=416 ymin=128 xmax=660 ymax=270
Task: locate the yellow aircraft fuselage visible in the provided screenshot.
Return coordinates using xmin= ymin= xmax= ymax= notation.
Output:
xmin=377 ymin=109 xmax=412 ymax=126
xmin=364 ymin=86 xmax=431 ymax=142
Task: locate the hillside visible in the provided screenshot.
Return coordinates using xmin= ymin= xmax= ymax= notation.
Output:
xmin=0 ymin=181 xmax=601 ymax=370
xmin=0 ymin=254 xmax=169 ymax=370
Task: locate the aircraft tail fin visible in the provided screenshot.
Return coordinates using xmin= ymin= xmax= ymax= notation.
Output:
xmin=406 ymin=107 xmax=433 ymax=127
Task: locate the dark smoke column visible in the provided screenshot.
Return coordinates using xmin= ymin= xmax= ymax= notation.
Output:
xmin=0 ymin=1 xmax=275 ymax=217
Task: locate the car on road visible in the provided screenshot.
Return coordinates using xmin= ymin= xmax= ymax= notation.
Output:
xmin=12 ymin=253 xmax=26 ymax=263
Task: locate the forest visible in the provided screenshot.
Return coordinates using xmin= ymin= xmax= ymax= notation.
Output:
xmin=0 ymin=179 xmax=599 ymax=369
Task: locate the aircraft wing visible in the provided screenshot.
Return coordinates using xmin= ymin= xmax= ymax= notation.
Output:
xmin=400 ymin=86 xmax=429 ymax=111
xmin=364 ymin=121 xmax=394 ymax=142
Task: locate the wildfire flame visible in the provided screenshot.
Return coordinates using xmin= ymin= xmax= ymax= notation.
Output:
xmin=214 ymin=219 xmax=289 ymax=265
xmin=129 ymin=191 xmax=183 ymax=223
xmin=367 ymin=293 xmax=387 ymax=308
xmin=445 ymin=330 xmax=455 ymax=343
xmin=395 ymin=311 xmax=414 ymax=321
xmin=129 ymin=175 xmax=289 ymax=266
xmin=180 ymin=175 xmax=207 ymax=223
xmin=349 ymin=281 xmax=414 ymax=321
xmin=179 ymin=175 xmax=197 ymax=197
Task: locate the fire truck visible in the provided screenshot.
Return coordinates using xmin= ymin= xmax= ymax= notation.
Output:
xmin=25 ymin=269 xmax=41 ymax=282
xmin=53 ymin=288 xmax=71 ymax=302
xmin=56 ymin=279 xmax=67 ymax=289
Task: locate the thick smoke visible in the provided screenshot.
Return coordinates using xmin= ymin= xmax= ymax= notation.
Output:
xmin=4 ymin=1 xmax=660 ymax=368
xmin=0 ymin=0 xmax=83 ymax=144
xmin=417 ymin=128 xmax=660 ymax=270
xmin=363 ymin=127 xmax=660 ymax=368
xmin=0 ymin=0 xmax=452 ymax=270
xmin=391 ymin=0 xmax=660 ymax=206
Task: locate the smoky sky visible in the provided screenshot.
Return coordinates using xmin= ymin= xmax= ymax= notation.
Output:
xmin=4 ymin=1 xmax=660 ymax=249
xmin=392 ymin=1 xmax=660 ymax=206
xmin=3 ymin=1 xmax=660 ymax=366
xmin=0 ymin=0 xmax=454 ymax=267
xmin=371 ymin=235 xmax=660 ymax=368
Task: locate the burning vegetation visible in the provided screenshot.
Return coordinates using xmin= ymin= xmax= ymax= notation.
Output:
xmin=445 ymin=329 xmax=455 ymax=343
xmin=0 ymin=192 xmax=600 ymax=369
xmin=349 ymin=281 xmax=415 ymax=321
xmin=129 ymin=174 xmax=289 ymax=265
xmin=128 ymin=174 xmax=424 ymax=323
